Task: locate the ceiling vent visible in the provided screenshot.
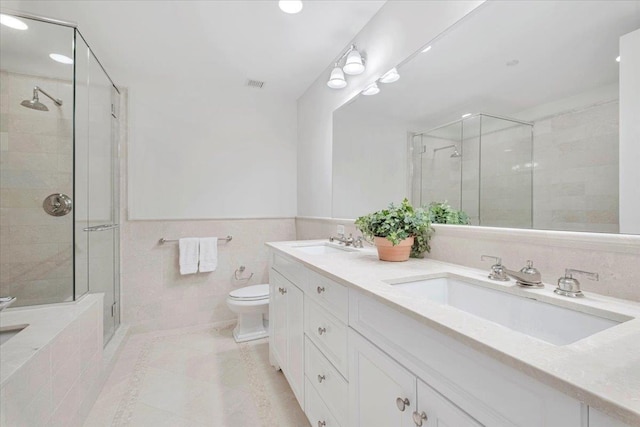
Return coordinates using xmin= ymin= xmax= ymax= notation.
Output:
xmin=246 ymin=79 xmax=265 ymax=89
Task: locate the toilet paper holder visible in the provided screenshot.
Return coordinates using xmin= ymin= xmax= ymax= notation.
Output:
xmin=234 ymin=266 xmax=254 ymax=281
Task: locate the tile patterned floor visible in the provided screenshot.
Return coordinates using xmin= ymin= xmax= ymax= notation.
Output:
xmin=84 ymin=324 xmax=310 ymax=427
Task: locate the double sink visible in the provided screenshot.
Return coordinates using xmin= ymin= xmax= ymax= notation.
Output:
xmin=289 ymin=242 xmax=632 ymax=346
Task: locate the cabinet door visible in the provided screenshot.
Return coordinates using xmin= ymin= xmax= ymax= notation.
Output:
xmin=270 ymin=270 xmax=288 ymax=370
xmin=589 ymin=408 xmax=631 ymax=427
xmin=287 ymin=283 xmax=304 ymax=406
xmin=416 ymin=379 xmax=482 ymax=427
xmin=349 ymin=329 xmax=416 ymax=427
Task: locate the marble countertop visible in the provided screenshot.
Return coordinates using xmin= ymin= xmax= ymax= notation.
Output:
xmin=267 ymin=240 xmax=640 ymax=426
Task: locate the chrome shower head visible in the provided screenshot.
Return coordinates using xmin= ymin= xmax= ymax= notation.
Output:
xmin=21 ymin=96 xmax=49 ymax=111
xmin=20 ymin=86 xmax=63 ymax=112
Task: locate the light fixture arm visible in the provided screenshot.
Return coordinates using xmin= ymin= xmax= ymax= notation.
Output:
xmin=33 ymin=86 xmax=63 ymax=106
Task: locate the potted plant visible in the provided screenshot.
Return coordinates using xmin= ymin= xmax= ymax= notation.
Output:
xmin=427 ymin=201 xmax=470 ymax=225
xmin=355 ymin=198 xmax=433 ymax=262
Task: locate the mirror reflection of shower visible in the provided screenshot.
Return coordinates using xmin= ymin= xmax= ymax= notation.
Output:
xmin=433 ymin=144 xmax=461 ymax=158
xmin=20 ymin=86 xmax=63 ymax=111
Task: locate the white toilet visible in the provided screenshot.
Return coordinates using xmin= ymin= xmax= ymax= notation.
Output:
xmin=226 ymin=284 xmax=269 ymax=343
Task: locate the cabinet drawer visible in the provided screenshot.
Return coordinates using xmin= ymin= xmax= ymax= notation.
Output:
xmin=272 ymin=253 xmax=307 ymax=287
xmin=305 ymin=269 xmax=348 ymax=322
xmin=305 ymin=298 xmax=349 ymax=378
xmin=305 ymin=337 xmax=348 ymax=426
xmin=305 ymin=377 xmax=342 ymax=427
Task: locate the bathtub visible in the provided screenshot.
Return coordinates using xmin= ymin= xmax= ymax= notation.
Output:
xmin=0 ymin=294 xmax=103 ymax=426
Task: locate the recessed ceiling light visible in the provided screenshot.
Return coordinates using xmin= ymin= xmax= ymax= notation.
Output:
xmin=379 ymin=68 xmax=400 ymax=84
xmin=362 ymin=82 xmax=380 ymax=96
xmin=49 ymin=53 xmax=73 ymax=64
xmin=616 ymin=56 xmax=621 ymax=63
xmin=279 ymin=0 xmax=303 ymax=14
xmin=421 ymin=45 xmax=432 ymax=53
xmin=0 ymin=14 xmax=28 ymax=30
xmin=461 ymin=113 xmax=472 ymax=118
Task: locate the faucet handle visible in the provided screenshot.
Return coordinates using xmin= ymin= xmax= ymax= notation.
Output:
xmin=481 ymin=255 xmax=509 ymax=281
xmin=555 ymin=269 xmax=599 ymax=298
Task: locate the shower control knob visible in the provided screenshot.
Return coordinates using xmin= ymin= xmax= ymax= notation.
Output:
xmin=43 ymin=193 xmax=72 ymax=217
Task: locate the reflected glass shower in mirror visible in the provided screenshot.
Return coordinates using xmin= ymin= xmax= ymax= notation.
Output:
xmin=332 ymin=0 xmax=640 ymax=234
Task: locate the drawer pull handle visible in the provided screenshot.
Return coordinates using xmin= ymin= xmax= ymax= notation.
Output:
xmin=412 ymin=411 xmax=428 ymax=426
xmin=278 ymin=287 xmax=287 ymax=295
xmin=317 ymin=286 xmax=325 ymax=294
xmin=317 ymin=374 xmax=326 ymax=383
xmin=318 ymin=326 xmax=327 ymax=335
xmin=318 ymin=422 xmax=326 ymax=427
xmin=396 ymin=397 xmax=410 ymax=412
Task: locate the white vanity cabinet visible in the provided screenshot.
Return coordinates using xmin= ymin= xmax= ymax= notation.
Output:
xmin=269 ymin=268 xmax=304 ymax=406
xmin=349 ymin=329 xmax=481 ymax=427
xmin=268 ymin=249 xmax=635 ymax=427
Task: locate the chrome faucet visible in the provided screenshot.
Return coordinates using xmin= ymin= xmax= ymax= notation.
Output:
xmin=329 ymin=233 xmax=363 ymax=248
xmin=481 ymin=255 xmax=509 ymax=281
xmin=0 ymin=296 xmax=16 ymax=311
xmin=504 ymin=260 xmax=543 ymax=287
xmin=555 ymin=269 xmax=599 ymax=297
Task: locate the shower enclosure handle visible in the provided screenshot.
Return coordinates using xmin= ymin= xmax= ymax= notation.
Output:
xmin=83 ymin=224 xmax=119 ymax=232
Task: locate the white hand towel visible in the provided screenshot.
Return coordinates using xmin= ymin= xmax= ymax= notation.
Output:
xmin=179 ymin=238 xmax=200 ymax=275
xmin=199 ymin=237 xmax=218 ymax=272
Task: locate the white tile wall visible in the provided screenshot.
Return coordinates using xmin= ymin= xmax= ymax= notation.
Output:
xmin=0 ymin=70 xmax=74 ymax=306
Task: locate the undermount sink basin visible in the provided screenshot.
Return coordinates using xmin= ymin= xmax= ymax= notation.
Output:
xmin=292 ymin=242 xmax=358 ymax=255
xmin=0 ymin=324 xmax=29 ymax=346
xmin=388 ymin=276 xmax=630 ymax=346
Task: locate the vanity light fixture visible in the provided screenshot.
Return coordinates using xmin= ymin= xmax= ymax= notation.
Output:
xmin=421 ymin=45 xmax=432 ymax=53
xmin=361 ymin=82 xmax=380 ymax=96
xmin=279 ymin=0 xmax=303 ymax=14
xmin=326 ymin=44 xmax=366 ymax=89
xmin=327 ymin=64 xmax=347 ymax=89
xmin=379 ymin=67 xmax=400 ymax=83
xmin=0 ymin=14 xmax=28 ymax=30
xmin=49 ymin=53 xmax=73 ymax=64
xmin=616 ymin=56 xmax=621 ymax=63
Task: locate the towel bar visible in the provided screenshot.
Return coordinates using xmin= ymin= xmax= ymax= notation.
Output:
xmin=159 ymin=235 xmax=232 ymax=244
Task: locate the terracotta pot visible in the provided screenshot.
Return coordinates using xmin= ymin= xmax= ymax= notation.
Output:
xmin=374 ymin=236 xmax=414 ymax=262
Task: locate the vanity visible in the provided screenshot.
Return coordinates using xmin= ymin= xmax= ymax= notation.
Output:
xmin=267 ymin=240 xmax=639 ymax=427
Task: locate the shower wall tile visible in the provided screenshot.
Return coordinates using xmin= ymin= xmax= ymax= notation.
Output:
xmin=0 ymin=70 xmax=73 ymax=306
xmin=534 ymin=101 xmax=618 ymax=233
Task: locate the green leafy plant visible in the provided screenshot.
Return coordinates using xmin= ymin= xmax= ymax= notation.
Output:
xmin=427 ymin=201 xmax=470 ymax=225
xmin=355 ymin=198 xmax=433 ymax=258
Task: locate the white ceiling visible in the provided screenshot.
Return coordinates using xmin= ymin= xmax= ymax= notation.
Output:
xmin=1 ymin=0 xmax=386 ymax=99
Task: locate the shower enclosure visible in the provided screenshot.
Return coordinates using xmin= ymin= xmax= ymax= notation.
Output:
xmin=0 ymin=11 xmax=121 ymax=343
xmin=413 ymin=113 xmax=533 ymax=228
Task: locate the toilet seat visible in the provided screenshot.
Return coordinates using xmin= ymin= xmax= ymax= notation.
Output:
xmin=228 ymin=284 xmax=269 ymax=301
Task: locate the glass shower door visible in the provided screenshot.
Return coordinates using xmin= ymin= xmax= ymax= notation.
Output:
xmin=86 ymin=49 xmax=119 ymax=343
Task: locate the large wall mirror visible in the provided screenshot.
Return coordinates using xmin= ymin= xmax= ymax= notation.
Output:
xmin=332 ymin=0 xmax=640 ymax=234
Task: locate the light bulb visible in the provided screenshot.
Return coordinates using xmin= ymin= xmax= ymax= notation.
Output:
xmin=279 ymin=1 xmax=303 ymax=14
xmin=379 ymin=68 xmax=400 ymax=84
xmin=343 ymin=49 xmax=365 ymax=75
xmin=0 ymin=14 xmax=28 ymax=30
xmin=362 ymin=83 xmax=380 ymax=96
xmin=49 ymin=53 xmax=74 ymax=64
xmin=327 ymin=66 xmax=347 ymax=89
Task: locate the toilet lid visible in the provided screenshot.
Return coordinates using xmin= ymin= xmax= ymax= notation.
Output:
xmin=229 ymin=284 xmax=269 ymax=301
